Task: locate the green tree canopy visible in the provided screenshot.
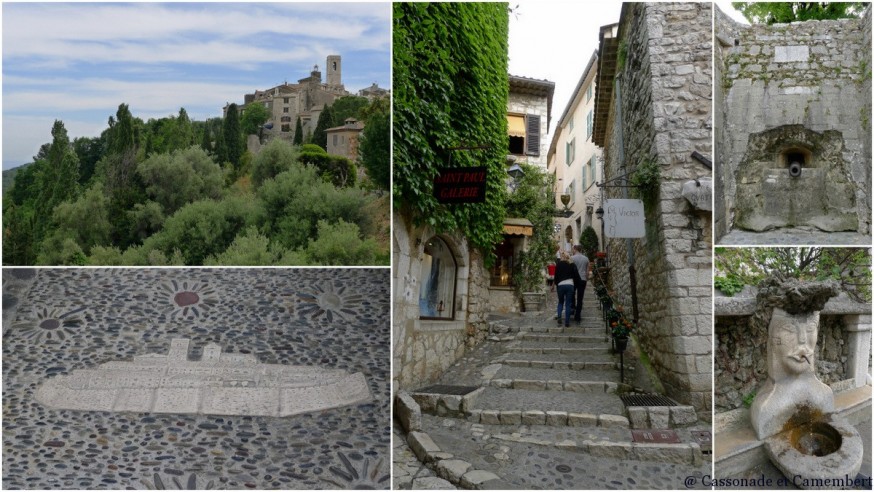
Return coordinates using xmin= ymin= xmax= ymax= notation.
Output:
xmin=223 ymin=103 xmax=244 ymax=171
xmin=35 ymin=120 xmax=80 ymax=241
xmin=330 ymin=96 xmax=369 ymax=126
xmin=312 ymin=104 xmax=334 ymax=150
xmin=358 ymin=99 xmax=390 ymax=190
xmin=732 ymin=2 xmax=867 ymax=24
xmin=136 ymin=146 xmax=224 ymax=214
xmin=715 ymin=247 xmax=871 ymax=302
xmin=241 ymin=103 xmax=270 ymax=137
xmin=251 ymin=138 xmax=299 ymax=187
xmin=293 ymin=116 xmax=304 ymax=145
xmin=579 ymin=226 xmax=599 ymax=258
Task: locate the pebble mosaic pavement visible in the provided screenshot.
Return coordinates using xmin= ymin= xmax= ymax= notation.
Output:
xmin=2 ymin=268 xmax=390 ymax=490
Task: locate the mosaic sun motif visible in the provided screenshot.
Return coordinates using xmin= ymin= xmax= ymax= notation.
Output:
xmin=12 ymin=306 xmax=85 ymax=343
xmin=322 ymin=452 xmax=389 ymax=489
xmin=295 ymin=283 xmax=364 ymax=323
xmin=156 ymin=280 xmax=218 ymax=318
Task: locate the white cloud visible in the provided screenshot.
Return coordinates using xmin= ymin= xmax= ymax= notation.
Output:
xmin=4 ymin=77 xmax=258 ymax=115
xmin=3 ymin=3 xmax=390 ymax=68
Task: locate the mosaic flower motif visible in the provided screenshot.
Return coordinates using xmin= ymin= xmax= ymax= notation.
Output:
xmin=156 ymin=280 xmax=218 ymax=319
xmin=322 ymin=452 xmax=389 ymax=490
xmin=295 ymin=283 xmax=364 ymax=323
xmin=142 ymin=472 xmax=216 ymax=490
xmin=12 ymin=306 xmax=85 ymax=343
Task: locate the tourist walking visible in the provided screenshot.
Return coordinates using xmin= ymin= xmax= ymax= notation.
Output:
xmin=553 ymin=251 xmax=581 ymax=327
xmin=571 ymin=245 xmax=590 ymax=324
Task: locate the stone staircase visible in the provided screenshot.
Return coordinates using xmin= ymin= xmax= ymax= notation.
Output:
xmin=396 ymin=297 xmax=712 ymax=489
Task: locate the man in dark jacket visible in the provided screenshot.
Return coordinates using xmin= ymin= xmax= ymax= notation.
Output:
xmin=571 ymin=245 xmax=590 ymax=324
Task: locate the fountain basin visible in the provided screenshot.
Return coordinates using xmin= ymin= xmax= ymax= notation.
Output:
xmin=764 ymin=414 xmax=862 ymax=490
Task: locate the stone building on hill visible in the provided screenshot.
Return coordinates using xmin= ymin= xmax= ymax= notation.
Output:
xmin=326 ymin=117 xmax=364 ymax=163
xmin=224 ymin=55 xmax=349 ymax=141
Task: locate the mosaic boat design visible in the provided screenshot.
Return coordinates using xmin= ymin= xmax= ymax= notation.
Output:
xmin=34 ymin=338 xmax=372 ymax=417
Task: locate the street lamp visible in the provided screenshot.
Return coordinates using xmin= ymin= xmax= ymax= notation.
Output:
xmin=507 ymin=163 xmax=524 ymax=180
xmin=595 ymin=206 xmax=604 ymax=221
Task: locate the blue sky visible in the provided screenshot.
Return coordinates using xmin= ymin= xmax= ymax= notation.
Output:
xmin=2 ymin=2 xmax=391 ymax=170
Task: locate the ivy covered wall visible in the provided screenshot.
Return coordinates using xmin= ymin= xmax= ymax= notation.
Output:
xmin=393 ymin=2 xmax=510 ymax=253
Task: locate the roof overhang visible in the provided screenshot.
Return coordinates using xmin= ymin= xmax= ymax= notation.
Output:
xmin=509 ymin=75 xmax=556 ymax=133
xmin=593 ymin=23 xmax=620 ymax=147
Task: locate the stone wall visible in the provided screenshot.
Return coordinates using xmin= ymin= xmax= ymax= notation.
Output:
xmin=715 ymin=6 xmax=872 ymax=237
xmin=392 ymin=213 xmax=491 ymax=393
xmin=601 ymin=2 xmax=712 ymax=414
xmin=714 ymin=314 xmax=851 ymax=412
xmin=508 ymin=92 xmax=549 ymax=171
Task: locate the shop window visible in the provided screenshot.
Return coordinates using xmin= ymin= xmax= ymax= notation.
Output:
xmin=490 ymin=239 xmax=515 ymax=287
xmin=419 ymin=236 xmax=456 ymax=319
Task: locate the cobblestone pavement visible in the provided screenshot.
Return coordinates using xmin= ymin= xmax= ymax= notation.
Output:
xmin=425 ymin=416 xmax=709 ymax=490
xmin=397 ymin=299 xmax=713 ymax=489
xmin=393 ymin=419 xmax=456 ymax=490
xmin=2 ymin=268 xmax=390 ymax=490
xmin=719 ymin=228 xmax=871 ymax=245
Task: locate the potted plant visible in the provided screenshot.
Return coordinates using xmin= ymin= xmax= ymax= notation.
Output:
xmin=513 ymin=249 xmax=546 ymax=312
xmin=611 ymin=317 xmax=634 ymax=352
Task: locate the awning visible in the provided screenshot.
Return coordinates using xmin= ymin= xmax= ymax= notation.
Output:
xmin=507 ymin=115 xmax=526 ymax=137
xmin=502 ymin=217 xmax=533 ymax=236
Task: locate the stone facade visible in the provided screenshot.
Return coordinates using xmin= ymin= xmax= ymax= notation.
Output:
xmin=715 ymin=7 xmax=872 ymax=239
xmin=594 ymin=3 xmax=713 ymax=413
xmin=392 ymin=215 xmax=492 ymax=393
xmin=507 ymin=75 xmax=554 ymax=172
xmin=547 ymin=52 xmax=604 ymax=252
xmin=325 ymin=118 xmax=364 ymax=162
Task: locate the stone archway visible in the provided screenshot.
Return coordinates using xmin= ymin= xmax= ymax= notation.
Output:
xmin=734 ymin=125 xmax=856 ymax=232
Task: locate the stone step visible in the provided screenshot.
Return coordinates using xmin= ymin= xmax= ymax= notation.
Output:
xmin=493 ymin=365 xmax=620 ymax=383
xmin=523 ymin=325 xmax=608 ymax=334
xmin=517 ymin=333 xmax=606 ymax=343
xmin=506 ymin=345 xmax=611 ymax=355
xmin=468 ymin=387 xmax=626 ymax=419
xmin=519 ymin=325 xmax=607 ymax=337
xmin=497 ymin=357 xmax=616 ymax=370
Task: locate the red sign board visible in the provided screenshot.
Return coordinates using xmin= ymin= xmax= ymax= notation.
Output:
xmin=434 ymin=167 xmax=487 ymax=203
xmin=630 ymin=429 xmax=681 ymax=443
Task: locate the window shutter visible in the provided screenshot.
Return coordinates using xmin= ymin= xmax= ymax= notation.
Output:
xmin=525 ymin=114 xmax=540 ymax=156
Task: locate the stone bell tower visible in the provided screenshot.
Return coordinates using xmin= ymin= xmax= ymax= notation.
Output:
xmin=326 ymin=55 xmax=341 ymax=87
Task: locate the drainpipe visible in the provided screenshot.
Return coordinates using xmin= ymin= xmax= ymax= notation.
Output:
xmin=613 ymin=78 xmax=640 ymax=325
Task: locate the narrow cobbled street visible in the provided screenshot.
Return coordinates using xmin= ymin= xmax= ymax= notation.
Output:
xmin=394 ymin=295 xmax=711 ymax=489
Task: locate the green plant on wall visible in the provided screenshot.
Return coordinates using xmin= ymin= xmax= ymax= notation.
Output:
xmin=617 ymin=40 xmax=628 ymax=72
xmin=714 ymin=275 xmax=744 ymax=296
xmin=629 ymin=158 xmax=661 ymax=206
xmin=393 ymin=3 xmax=510 ymax=260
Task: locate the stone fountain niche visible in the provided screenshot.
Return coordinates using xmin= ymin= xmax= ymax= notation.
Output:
xmin=750 ymin=279 xmax=863 ymax=488
xmin=734 ymin=125 xmax=857 ymax=232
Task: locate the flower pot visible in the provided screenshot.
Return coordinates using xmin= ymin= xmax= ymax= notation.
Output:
xmin=521 ymin=292 xmax=544 ymax=312
xmin=614 ymin=336 xmax=629 ymax=353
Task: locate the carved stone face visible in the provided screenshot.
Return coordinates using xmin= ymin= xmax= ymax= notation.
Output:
xmin=769 ymin=308 xmax=818 ymax=376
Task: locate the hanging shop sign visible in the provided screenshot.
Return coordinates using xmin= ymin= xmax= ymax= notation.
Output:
xmin=434 ymin=167 xmax=488 ymax=203
xmin=604 ymin=198 xmax=645 ymax=238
